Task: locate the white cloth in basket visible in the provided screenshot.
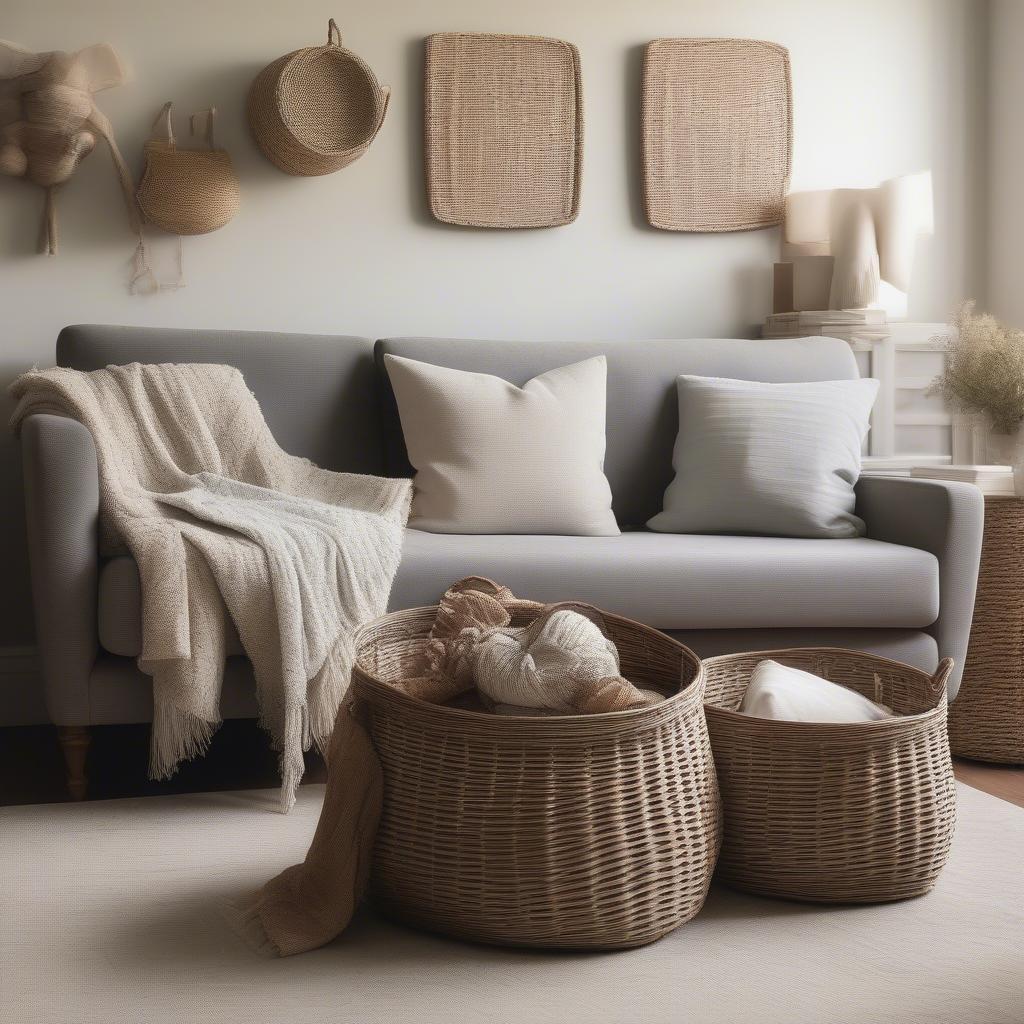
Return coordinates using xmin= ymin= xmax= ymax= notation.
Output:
xmin=473 ymin=608 xmax=665 ymax=714
xmin=740 ymin=660 xmax=893 ymax=723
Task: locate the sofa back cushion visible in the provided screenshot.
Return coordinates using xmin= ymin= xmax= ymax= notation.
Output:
xmin=376 ymin=337 xmax=860 ymax=527
xmin=385 ymin=353 xmax=619 ymax=535
xmin=57 ymin=324 xmax=384 ymax=474
xmin=648 ymin=375 xmax=879 ymax=538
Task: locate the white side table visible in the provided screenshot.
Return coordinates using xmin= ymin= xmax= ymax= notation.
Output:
xmin=762 ymin=319 xmax=956 ymax=463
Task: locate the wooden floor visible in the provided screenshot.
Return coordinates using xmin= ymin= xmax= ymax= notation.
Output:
xmin=1 ymin=720 xmax=1022 ymax=808
xmin=953 ymin=758 xmax=1024 ymax=809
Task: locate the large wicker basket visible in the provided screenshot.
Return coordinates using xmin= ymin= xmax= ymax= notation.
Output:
xmin=702 ymin=649 xmax=957 ymax=904
xmin=247 ymin=19 xmax=390 ymax=176
xmin=352 ymin=604 xmax=721 ymax=949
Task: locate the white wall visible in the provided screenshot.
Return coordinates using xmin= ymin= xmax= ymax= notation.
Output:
xmin=988 ymin=0 xmax=1024 ymax=327
xmin=0 ymin=0 xmax=988 ymax=665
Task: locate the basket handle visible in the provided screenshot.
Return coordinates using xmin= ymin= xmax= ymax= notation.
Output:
xmin=366 ymin=86 xmax=391 ymax=143
xmin=327 ymin=18 xmax=342 ymax=46
xmin=150 ymin=101 xmax=176 ymax=148
xmin=189 ymin=107 xmax=218 ymax=151
xmin=928 ymin=657 xmax=955 ymax=706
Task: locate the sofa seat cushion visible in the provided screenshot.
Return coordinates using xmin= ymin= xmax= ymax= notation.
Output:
xmin=390 ymin=530 xmax=939 ymax=629
xmin=97 ymin=531 xmax=939 ymax=658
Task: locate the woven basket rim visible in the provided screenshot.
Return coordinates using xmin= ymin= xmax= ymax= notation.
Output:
xmin=645 ymin=35 xmax=790 ymax=52
xmin=264 ymin=43 xmax=387 ymax=157
xmin=425 ymin=30 xmax=580 ymax=48
xmin=703 ymin=646 xmax=948 ymax=733
xmin=354 ymin=604 xmax=703 ymax=725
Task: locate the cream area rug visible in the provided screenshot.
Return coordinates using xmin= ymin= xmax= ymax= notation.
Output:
xmin=2 ymin=782 xmax=1022 ymax=1024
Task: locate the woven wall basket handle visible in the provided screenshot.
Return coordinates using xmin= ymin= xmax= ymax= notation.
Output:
xmin=149 ymin=103 xmax=219 ymax=151
xmin=368 ymin=87 xmax=391 ymax=144
xmin=189 ymin=107 xmax=218 ymax=150
xmin=151 ymin=101 xmax=176 ymax=147
xmin=327 ymin=18 xmax=342 ymax=47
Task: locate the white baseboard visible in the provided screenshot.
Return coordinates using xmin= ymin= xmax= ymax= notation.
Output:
xmin=0 ymin=646 xmax=48 ymax=727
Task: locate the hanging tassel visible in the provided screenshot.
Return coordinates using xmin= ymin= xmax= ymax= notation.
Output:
xmin=40 ymin=186 xmax=58 ymax=256
xmin=129 ymin=234 xmax=186 ymax=295
xmin=130 ymin=239 xmax=159 ymax=295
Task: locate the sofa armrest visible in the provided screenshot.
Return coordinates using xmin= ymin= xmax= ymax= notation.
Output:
xmin=20 ymin=414 xmax=100 ymax=725
xmin=855 ymin=475 xmax=983 ymax=699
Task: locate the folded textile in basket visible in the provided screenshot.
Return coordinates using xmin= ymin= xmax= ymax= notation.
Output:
xmin=402 ymin=576 xmax=664 ymax=714
xmin=237 ymin=577 xmax=663 ymax=957
xmin=740 ymin=659 xmax=894 ymax=722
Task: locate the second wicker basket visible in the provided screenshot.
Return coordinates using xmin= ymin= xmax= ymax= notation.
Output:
xmin=702 ymin=648 xmax=957 ymax=904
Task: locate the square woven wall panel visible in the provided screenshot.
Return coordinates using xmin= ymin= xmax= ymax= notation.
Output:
xmin=642 ymin=38 xmax=792 ymax=232
xmin=424 ymin=33 xmax=583 ymax=229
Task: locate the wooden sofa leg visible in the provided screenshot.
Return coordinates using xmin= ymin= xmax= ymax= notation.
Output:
xmin=57 ymin=725 xmax=91 ymax=801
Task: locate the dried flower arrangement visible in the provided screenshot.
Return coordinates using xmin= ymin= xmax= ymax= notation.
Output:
xmin=929 ymin=301 xmax=1024 ymax=434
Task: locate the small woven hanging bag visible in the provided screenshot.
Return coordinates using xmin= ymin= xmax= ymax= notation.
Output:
xmin=136 ymin=103 xmax=240 ymax=235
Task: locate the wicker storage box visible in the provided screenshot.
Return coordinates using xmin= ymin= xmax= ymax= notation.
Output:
xmin=702 ymin=649 xmax=957 ymax=904
xmin=352 ymin=604 xmax=721 ymax=949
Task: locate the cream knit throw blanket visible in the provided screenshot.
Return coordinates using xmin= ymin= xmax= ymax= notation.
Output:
xmin=10 ymin=362 xmax=412 ymax=811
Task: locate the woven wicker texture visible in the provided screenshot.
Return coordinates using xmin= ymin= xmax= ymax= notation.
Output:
xmin=703 ymin=649 xmax=957 ymax=903
xmin=353 ymin=603 xmax=721 ymax=949
xmin=424 ymin=33 xmax=583 ymax=228
xmin=247 ymin=19 xmax=390 ymax=177
xmin=949 ymin=498 xmax=1024 ymax=763
xmin=136 ymin=105 xmax=240 ymax=236
xmin=642 ymin=38 xmax=792 ymax=232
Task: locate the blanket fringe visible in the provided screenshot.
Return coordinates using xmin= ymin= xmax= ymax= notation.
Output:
xmin=278 ymin=705 xmax=307 ymax=814
xmin=149 ymin=699 xmax=220 ymax=781
xmin=308 ymin=693 xmax=345 ymax=761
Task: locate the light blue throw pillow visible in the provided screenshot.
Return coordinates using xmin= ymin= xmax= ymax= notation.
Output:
xmin=647 ymin=374 xmax=880 ymax=539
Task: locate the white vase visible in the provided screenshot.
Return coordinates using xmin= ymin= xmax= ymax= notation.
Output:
xmin=984 ymin=425 xmax=1024 ymax=496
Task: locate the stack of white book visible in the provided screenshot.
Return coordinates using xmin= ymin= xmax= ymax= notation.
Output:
xmin=910 ymin=464 xmax=1016 ymax=497
xmin=763 ymin=309 xmax=888 ymax=339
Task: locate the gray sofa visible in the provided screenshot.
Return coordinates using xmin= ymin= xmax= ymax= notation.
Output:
xmin=20 ymin=325 xmax=984 ymax=796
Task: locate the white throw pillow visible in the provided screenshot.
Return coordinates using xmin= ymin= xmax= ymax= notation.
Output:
xmin=647 ymin=374 xmax=879 ymax=538
xmin=384 ymin=354 xmax=620 ymax=535
xmin=740 ymin=659 xmax=894 ymax=722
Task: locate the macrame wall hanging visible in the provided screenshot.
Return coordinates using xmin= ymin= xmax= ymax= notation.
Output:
xmin=0 ymin=38 xmax=143 ymax=261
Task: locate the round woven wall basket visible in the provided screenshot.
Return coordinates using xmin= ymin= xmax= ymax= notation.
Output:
xmin=247 ymin=19 xmax=390 ymax=176
xmin=352 ymin=603 xmax=722 ymax=950
xmin=702 ymin=649 xmax=957 ymax=904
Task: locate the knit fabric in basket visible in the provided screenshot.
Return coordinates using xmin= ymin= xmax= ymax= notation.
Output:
xmin=641 ymin=37 xmax=792 ymax=232
xmin=424 ymin=32 xmax=583 ymax=228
